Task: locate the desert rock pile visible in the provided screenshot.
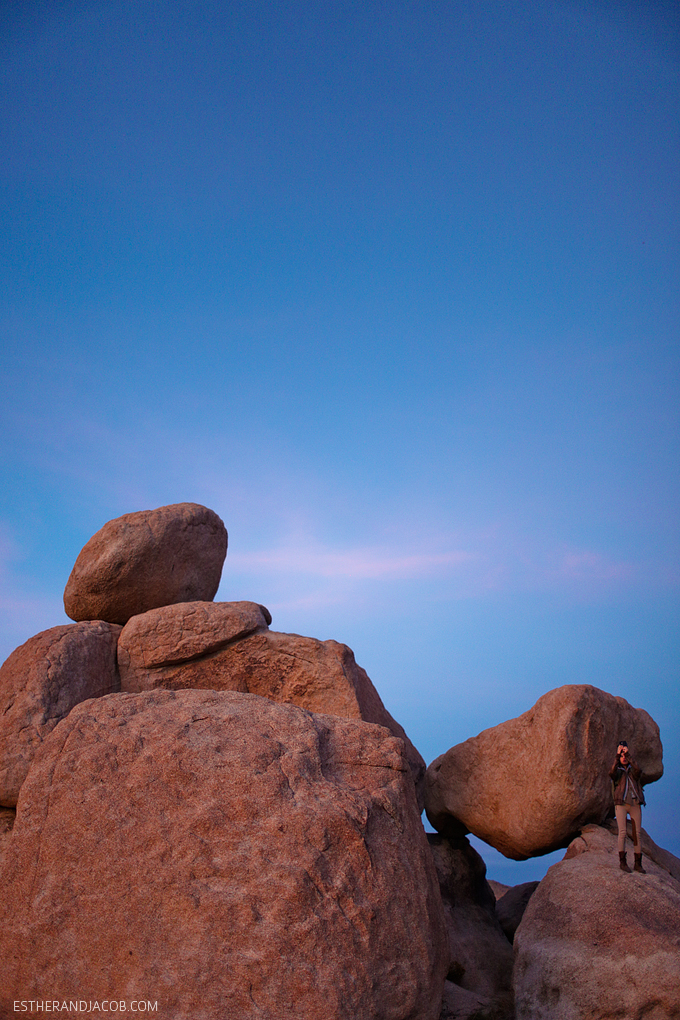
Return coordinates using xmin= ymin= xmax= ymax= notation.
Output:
xmin=424 ymin=685 xmax=677 ymax=1019
xmin=427 ymin=833 xmax=514 ymax=1018
xmin=0 ymin=501 xmax=677 ymax=1020
xmin=116 ymin=600 xmax=425 ymax=801
xmin=0 ymin=503 xmax=442 ymax=1020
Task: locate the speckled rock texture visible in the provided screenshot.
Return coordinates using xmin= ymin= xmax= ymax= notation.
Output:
xmin=439 ymin=980 xmax=509 ymax=1020
xmin=116 ymin=600 xmax=271 ymax=678
xmin=119 ymin=618 xmax=426 ymax=807
xmin=513 ymin=824 xmax=680 ymax=1020
xmin=0 ymin=808 xmax=14 ymax=857
xmin=0 ymin=621 xmax=120 ymax=806
xmin=425 ymin=685 xmax=663 ymax=859
xmin=64 ymin=502 xmax=227 ymax=625
xmin=0 ymin=689 xmax=448 ymax=1020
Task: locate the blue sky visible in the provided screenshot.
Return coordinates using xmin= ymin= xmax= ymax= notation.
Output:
xmin=1 ymin=0 xmax=678 ymax=882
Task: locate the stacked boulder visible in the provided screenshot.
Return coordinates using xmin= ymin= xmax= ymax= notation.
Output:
xmin=425 ymin=686 xmax=680 ymax=1019
xmin=0 ymin=503 xmax=447 ymax=1020
xmin=63 ymin=502 xmax=228 ymax=624
xmin=1 ymin=501 xmax=678 ymax=1020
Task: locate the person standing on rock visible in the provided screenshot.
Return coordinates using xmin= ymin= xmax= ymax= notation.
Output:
xmin=610 ymin=741 xmax=646 ymax=873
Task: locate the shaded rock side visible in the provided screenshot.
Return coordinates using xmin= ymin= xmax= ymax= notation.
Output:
xmin=119 ymin=620 xmax=426 ymax=805
xmin=64 ymin=502 xmax=227 ymax=625
xmin=494 ymin=882 xmax=539 ymax=943
xmin=425 ymin=684 xmax=663 ymax=859
xmin=428 ymin=834 xmax=514 ymax=1019
xmin=439 ymin=980 xmax=510 ymax=1020
xmin=0 ymin=808 xmax=14 ymax=858
xmin=0 ymin=622 xmax=121 ymax=807
xmin=0 ymin=689 xmax=448 ymax=1020
xmin=488 ymin=880 xmax=511 ymax=900
xmin=513 ymin=824 xmax=680 ymax=1020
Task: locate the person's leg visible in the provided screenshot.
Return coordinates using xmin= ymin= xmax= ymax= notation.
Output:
xmin=615 ymin=805 xmax=631 ymax=871
xmin=629 ymin=803 xmax=642 ymax=852
xmin=615 ymin=805 xmax=629 ymax=851
xmin=630 ymin=803 xmax=646 ymax=873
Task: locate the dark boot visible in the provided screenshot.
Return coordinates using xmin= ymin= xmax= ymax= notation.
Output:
xmin=634 ymin=853 xmax=646 ymax=874
xmin=619 ymin=851 xmax=631 ymax=873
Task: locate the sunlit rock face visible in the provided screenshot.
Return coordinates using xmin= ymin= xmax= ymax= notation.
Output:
xmin=0 ymin=688 xmax=448 ymax=1020
xmin=425 ymin=684 xmax=663 ymax=859
xmin=116 ymin=599 xmax=271 ymax=682
xmin=118 ymin=609 xmax=426 ymax=806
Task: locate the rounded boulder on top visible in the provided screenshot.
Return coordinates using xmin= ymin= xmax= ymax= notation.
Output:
xmin=63 ymin=502 xmax=228 ymax=626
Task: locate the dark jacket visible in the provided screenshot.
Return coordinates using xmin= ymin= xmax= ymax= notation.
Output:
xmin=609 ymin=759 xmax=646 ymax=807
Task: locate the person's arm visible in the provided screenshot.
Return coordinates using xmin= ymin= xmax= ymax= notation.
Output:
xmin=609 ymin=759 xmax=621 ymax=779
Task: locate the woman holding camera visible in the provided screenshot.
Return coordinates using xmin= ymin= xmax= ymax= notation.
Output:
xmin=609 ymin=741 xmax=646 ymax=873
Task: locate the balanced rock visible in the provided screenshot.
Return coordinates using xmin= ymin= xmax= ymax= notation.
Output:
xmin=513 ymin=824 xmax=680 ymax=1019
xmin=428 ymin=833 xmax=514 ymax=1018
xmin=119 ymin=613 xmax=426 ymax=803
xmin=425 ymin=685 xmax=663 ymax=859
xmin=63 ymin=502 xmax=227 ymax=625
xmin=0 ymin=689 xmax=448 ymax=1020
xmin=0 ymin=621 xmax=121 ymax=806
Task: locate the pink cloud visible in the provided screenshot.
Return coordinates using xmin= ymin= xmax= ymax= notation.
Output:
xmin=556 ymin=548 xmax=636 ymax=583
xmin=227 ymin=529 xmax=665 ymax=609
xmin=229 ymin=543 xmax=475 ymax=580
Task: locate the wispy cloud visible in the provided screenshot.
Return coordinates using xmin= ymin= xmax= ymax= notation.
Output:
xmin=554 ymin=548 xmax=636 ymax=584
xmin=223 ymin=527 xmax=656 ymax=618
xmin=230 ymin=543 xmax=475 ymax=580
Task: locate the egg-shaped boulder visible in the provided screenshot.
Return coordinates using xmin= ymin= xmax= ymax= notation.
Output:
xmin=63 ymin=502 xmax=227 ymax=625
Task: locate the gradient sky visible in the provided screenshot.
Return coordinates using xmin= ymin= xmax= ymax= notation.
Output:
xmin=1 ymin=0 xmax=678 ymax=883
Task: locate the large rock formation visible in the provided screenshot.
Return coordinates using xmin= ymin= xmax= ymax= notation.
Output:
xmin=428 ymin=834 xmax=514 ymax=1019
xmin=4 ymin=499 xmax=675 ymax=1019
xmin=118 ymin=604 xmax=426 ymax=803
xmin=64 ymin=503 xmax=227 ymax=625
xmin=0 ymin=621 xmax=120 ymax=806
xmin=513 ymin=824 xmax=680 ymax=1019
xmin=425 ymin=685 xmax=663 ymax=859
xmin=0 ymin=689 xmax=448 ymax=1020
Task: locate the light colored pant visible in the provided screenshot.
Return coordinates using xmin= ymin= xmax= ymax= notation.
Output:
xmin=615 ymin=802 xmax=642 ymax=853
